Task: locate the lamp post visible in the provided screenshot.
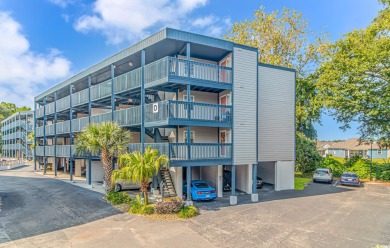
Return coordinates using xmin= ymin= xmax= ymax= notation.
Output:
xmin=369 ymin=138 xmax=373 ymax=181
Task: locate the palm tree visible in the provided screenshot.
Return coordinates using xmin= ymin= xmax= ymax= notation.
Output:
xmin=75 ymin=122 xmax=132 ymax=192
xmin=112 ymin=146 xmax=169 ymax=205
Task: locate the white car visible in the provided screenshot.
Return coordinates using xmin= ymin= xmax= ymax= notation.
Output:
xmin=313 ymin=168 xmax=333 ymax=183
xmin=114 ymin=179 xmax=152 ymax=192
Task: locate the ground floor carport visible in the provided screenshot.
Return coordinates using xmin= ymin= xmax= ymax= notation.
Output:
xmin=170 ymin=163 xmax=261 ymax=205
xmin=257 ymin=161 xmax=295 ymax=191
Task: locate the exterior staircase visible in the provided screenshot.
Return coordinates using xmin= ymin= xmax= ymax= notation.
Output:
xmin=159 ymin=167 xmax=177 ymax=198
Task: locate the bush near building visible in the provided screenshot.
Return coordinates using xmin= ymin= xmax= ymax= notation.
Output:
xmin=178 ymin=206 xmax=199 ymax=219
xmin=105 ymin=191 xmax=132 ymax=205
xmin=321 ymin=155 xmax=390 ymax=181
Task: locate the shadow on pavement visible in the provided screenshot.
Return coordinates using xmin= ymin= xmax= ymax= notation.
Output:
xmin=0 ymin=172 xmax=121 ymax=243
xmin=194 ymin=180 xmax=355 ymax=211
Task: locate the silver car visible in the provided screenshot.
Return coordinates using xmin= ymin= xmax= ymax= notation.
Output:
xmin=313 ymin=168 xmax=333 ymax=183
xmin=114 ymin=179 xmax=151 ymax=192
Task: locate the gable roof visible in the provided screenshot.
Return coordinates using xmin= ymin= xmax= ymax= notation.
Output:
xmin=320 ymin=138 xmax=380 ymax=150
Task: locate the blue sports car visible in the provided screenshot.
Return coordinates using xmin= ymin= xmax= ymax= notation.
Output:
xmin=183 ymin=180 xmax=217 ymax=201
xmin=340 ymin=172 xmax=360 ymax=186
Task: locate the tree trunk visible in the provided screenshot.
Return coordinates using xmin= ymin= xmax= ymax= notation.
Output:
xmin=101 ymin=148 xmax=113 ymax=193
xmin=141 ymin=180 xmax=149 ymax=205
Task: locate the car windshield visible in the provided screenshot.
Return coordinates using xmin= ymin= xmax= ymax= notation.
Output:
xmin=342 ymin=173 xmax=357 ymax=177
xmin=194 ymin=182 xmax=209 ymax=188
xmin=316 ymin=169 xmax=328 ymax=173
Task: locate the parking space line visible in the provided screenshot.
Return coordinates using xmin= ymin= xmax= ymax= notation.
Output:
xmin=333 ymin=181 xmax=339 ymax=187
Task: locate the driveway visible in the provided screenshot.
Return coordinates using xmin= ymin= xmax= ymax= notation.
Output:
xmin=1 ymin=166 xmax=389 ymax=248
xmin=191 ymin=181 xmax=390 ymax=247
xmin=0 ymin=165 xmax=214 ymax=248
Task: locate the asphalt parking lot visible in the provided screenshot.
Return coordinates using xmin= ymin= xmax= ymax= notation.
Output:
xmin=1 ymin=166 xmax=389 ymax=248
xmin=191 ymin=180 xmax=390 ymax=247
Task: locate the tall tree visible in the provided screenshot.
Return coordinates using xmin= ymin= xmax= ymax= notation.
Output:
xmin=318 ymin=0 xmax=390 ymax=139
xmin=295 ymin=133 xmax=322 ymax=174
xmin=75 ymin=122 xmax=132 ymax=192
xmin=112 ymin=146 xmax=169 ymax=205
xmin=225 ymin=7 xmax=329 ymax=133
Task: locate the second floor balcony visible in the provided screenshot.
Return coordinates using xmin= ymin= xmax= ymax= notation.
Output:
xmin=35 ymin=100 xmax=232 ymax=137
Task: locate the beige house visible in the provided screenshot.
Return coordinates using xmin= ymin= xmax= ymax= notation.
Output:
xmin=317 ymin=138 xmax=389 ymax=159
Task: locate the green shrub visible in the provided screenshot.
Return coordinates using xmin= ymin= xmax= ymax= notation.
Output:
xmin=129 ymin=194 xmax=154 ymax=215
xmin=321 ymin=156 xmax=345 ymax=177
xmin=373 ymin=163 xmax=390 ymax=181
xmin=155 ymin=200 xmax=185 ymax=214
xmin=178 ymin=206 xmax=198 ymax=219
xmin=106 ymin=191 xmax=132 ymax=205
xmin=350 ymin=159 xmax=370 ymax=179
xmin=129 ymin=203 xmax=155 ymax=215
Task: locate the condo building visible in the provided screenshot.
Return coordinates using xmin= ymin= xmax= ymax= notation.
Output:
xmin=33 ymin=28 xmax=296 ymax=204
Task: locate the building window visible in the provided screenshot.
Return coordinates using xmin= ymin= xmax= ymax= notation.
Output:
xmin=183 ymin=131 xmax=195 ymax=143
xmin=378 ymin=149 xmax=382 ymax=154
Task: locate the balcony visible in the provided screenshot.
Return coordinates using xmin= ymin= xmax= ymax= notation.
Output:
xmin=34 ymin=143 xmax=232 ymax=165
xmin=36 ymin=56 xmax=232 ymax=118
xmin=145 ymin=57 xmax=232 ymax=90
xmin=145 ymin=100 xmax=232 ymax=127
xmin=36 ymin=126 xmax=44 ymax=137
xmin=36 ymin=107 xmax=45 ymax=119
xmin=128 ymin=142 xmax=232 ymax=166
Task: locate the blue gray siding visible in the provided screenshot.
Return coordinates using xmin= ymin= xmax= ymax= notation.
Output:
xmin=233 ymin=47 xmax=258 ymax=165
xmin=258 ymin=65 xmax=295 ymax=162
xmin=367 ymin=149 xmax=389 ymax=159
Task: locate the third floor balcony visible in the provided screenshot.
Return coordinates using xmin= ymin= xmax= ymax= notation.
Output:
xmin=36 ymin=56 xmax=232 ymax=119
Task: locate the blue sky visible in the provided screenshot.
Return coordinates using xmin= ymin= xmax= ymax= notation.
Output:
xmin=0 ymin=0 xmax=383 ymax=140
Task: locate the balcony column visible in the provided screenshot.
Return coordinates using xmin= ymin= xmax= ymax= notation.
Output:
xmin=186 ymin=42 xmax=191 ymax=161
xmin=141 ymin=49 xmax=145 ymax=153
xmin=33 ymin=106 xmax=36 ymax=166
xmin=110 ymin=64 xmax=115 ymax=121
xmin=43 ymin=96 xmax=47 ymax=175
xmin=69 ymin=84 xmax=74 ymax=182
xmin=230 ymin=164 xmax=237 ymax=205
xmin=54 ymin=91 xmax=57 ymax=177
xmin=25 ymin=113 xmax=28 ymax=160
xmin=186 ymin=85 xmax=191 ymax=161
xmin=88 ymin=75 xmax=92 ymax=186
xmin=18 ymin=112 xmax=21 ymax=160
xmin=186 ymin=166 xmax=192 ymax=205
xmin=251 ymin=164 xmax=259 ymax=202
xmin=110 ymin=65 xmax=116 ymax=172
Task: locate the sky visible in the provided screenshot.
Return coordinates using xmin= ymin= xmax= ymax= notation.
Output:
xmin=0 ymin=0 xmax=384 ymax=140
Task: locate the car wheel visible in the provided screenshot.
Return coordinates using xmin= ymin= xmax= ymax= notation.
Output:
xmin=115 ymin=183 xmax=122 ymax=192
xmin=313 ymin=179 xmax=316 ymax=183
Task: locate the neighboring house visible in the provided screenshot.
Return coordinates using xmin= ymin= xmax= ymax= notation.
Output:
xmin=1 ymin=111 xmax=34 ymax=160
xmin=317 ymin=138 xmax=389 ymax=159
xmin=33 ymin=28 xmax=296 ymax=204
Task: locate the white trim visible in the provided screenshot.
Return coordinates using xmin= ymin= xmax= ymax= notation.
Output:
xmin=219 ymin=93 xmax=231 ymax=105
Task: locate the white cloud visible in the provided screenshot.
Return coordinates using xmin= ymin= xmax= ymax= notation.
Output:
xmin=191 ymin=15 xmax=231 ymax=37
xmin=0 ymin=12 xmax=71 ymax=107
xmin=74 ymin=0 xmax=208 ymax=44
xmin=48 ymin=0 xmax=74 ymax=8
xmin=192 ymin=15 xmax=216 ymax=28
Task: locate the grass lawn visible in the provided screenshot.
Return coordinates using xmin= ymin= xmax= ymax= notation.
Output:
xmin=294 ymin=177 xmax=312 ymax=190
